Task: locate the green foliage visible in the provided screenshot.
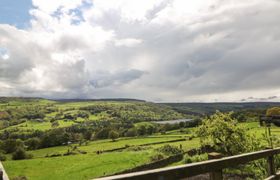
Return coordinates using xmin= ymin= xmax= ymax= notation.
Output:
xmin=197 ymin=111 xmax=262 ymax=155
xmin=0 ymin=151 xmax=6 ymax=161
xmin=0 ymin=139 xmax=24 ymax=153
xmin=266 ymin=107 xmax=280 ymax=116
xmin=108 ymin=130 xmax=119 ymax=141
xmin=25 ymin=138 xmax=41 ymax=150
xmin=12 ymin=147 xmax=33 ymax=160
xmin=150 ymin=153 xmax=164 ymax=162
xmin=184 ymin=153 xmax=208 ymax=164
xmin=125 ymin=128 xmax=138 ymax=137
xmin=156 ymin=145 xmax=183 ymax=156
xmin=94 ymin=128 xmax=112 ymax=139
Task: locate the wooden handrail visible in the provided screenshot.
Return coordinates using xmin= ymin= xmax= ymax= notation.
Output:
xmin=0 ymin=161 xmax=9 ymax=180
xmin=95 ymin=147 xmax=280 ymax=180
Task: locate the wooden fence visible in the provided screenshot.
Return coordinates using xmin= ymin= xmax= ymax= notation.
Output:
xmin=0 ymin=161 xmax=9 ymax=180
xmin=95 ymin=147 xmax=280 ymax=180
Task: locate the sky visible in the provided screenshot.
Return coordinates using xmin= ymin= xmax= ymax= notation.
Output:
xmin=0 ymin=0 xmax=280 ymax=102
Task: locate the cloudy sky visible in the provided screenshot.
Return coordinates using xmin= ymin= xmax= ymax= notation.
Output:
xmin=0 ymin=0 xmax=280 ymax=102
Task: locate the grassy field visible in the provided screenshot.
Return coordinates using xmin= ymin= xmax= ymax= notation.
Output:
xmin=26 ymin=136 xmax=189 ymax=159
xmin=3 ymin=134 xmax=200 ymax=179
xmin=3 ymin=151 xmax=153 ymax=180
xmin=5 ymin=123 xmax=271 ymax=180
xmin=1 ymin=120 xmax=76 ymax=132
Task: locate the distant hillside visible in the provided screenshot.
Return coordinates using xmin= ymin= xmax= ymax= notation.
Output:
xmin=0 ymin=98 xmax=186 ymax=132
xmin=54 ymin=98 xmax=146 ymax=102
xmin=162 ymin=102 xmax=280 ymax=116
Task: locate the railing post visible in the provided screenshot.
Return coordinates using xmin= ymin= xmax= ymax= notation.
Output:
xmin=208 ymin=152 xmax=223 ymax=180
xmin=266 ymin=147 xmax=276 ymax=177
xmin=0 ymin=169 xmax=3 ymax=180
xmin=267 ymin=155 xmax=276 ymax=176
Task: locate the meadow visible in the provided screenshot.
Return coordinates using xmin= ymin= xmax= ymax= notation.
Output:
xmin=3 ymin=122 xmax=276 ymax=180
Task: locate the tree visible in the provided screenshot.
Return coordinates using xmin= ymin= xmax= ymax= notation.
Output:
xmin=0 ymin=139 xmax=24 ymax=153
xmin=25 ymin=138 xmax=41 ymax=150
xmin=83 ymin=130 xmax=92 ymax=141
xmin=197 ymin=111 xmax=261 ymax=156
xmin=108 ymin=130 xmax=119 ymax=141
xmin=146 ymin=125 xmax=155 ymax=135
xmin=12 ymin=147 xmax=32 ymax=160
xmin=266 ymin=107 xmax=280 ymax=116
xmin=126 ymin=128 xmax=137 ymax=137
xmin=137 ymin=125 xmax=146 ymax=136
xmin=94 ymin=128 xmax=112 ymax=139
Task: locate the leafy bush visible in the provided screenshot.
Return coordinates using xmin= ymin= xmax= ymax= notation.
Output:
xmin=12 ymin=147 xmax=33 ymax=160
xmin=184 ymin=153 xmax=208 ymax=164
xmin=196 ymin=111 xmax=262 ymax=156
xmin=0 ymin=152 xmax=6 ymax=161
xmin=25 ymin=137 xmax=40 ymax=150
xmin=150 ymin=153 xmax=165 ymax=162
xmin=45 ymin=153 xmax=62 ymax=157
xmin=108 ymin=130 xmax=119 ymax=141
xmin=126 ymin=128 xmax=138 ymax=137
xmin=266 ymin=107 xmax=280 ymax=116
xmin=156 ymin=145 xmax=183 ymax=156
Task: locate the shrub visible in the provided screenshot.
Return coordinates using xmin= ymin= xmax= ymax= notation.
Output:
xmin=156 ymin=145 xmax=183 ymax=156
xmin=266 ymin=107 xmax=280 ymax=116
xmin=196 ymin=111 xmax=262 ymax=156
xmin=25 ymin=138 xmax=40 ymax=150
xmin=0 ymin=152 xmax=6 ymax=161
xmin=184 ymin=153 xmax=208 ymax=164
xmin=46 ymin=153 xmax=62 ymax=157
xmin=108 ymin=130 xmax=119 ymax=141
xmin=150 ymin=153 xmax=165 ymax=162
xmin=94 ymin=128 xmax=112 ymax=139
xmin=126 ymin=128 xmax=138 ymax=137
xmin=12 ymin=147 xmax=33 ymax=160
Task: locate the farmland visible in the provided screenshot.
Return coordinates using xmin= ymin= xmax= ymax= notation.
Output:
xmin=1 ymin=97 xmax=280 ymax=179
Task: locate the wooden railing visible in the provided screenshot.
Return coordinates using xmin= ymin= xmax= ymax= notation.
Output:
xmin=0 ymin=161 xmax=9 ymax=180
xmin=95 ymin=148 xmax=280 ymax=180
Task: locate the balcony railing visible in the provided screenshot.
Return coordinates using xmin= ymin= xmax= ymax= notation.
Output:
xmin=96 ymin=147 xmax=280 ymax=180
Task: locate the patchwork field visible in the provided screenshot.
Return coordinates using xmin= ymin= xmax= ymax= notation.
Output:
xmin=3 ymin=122 xmax=277 ymax=180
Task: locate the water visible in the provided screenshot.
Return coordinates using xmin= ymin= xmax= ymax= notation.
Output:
xmin=153 ymin=119 xmax=193 ymax=124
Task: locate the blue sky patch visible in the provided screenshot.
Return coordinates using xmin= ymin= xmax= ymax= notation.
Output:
xmin=0 ymin=0 xmax=33 ymax=29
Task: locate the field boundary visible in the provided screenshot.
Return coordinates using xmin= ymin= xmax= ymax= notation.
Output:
xmin=100 ymin=138 xmax=186 ymax=153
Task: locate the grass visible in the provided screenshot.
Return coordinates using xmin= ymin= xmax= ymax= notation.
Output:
xmin=4 ymin=121 xmax=280 ymax=180
xmin=3 ymin=151 xmax=153 ymax=180
xmin=27 ymin=136 xmax=186 ymax=158
xmin=1 ymin=120 xmax=75 ymax=132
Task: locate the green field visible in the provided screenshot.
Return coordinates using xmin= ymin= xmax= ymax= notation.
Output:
xmin=3 ymin=122 xmax=272 ymax=180
xmin=3 ymin=136 xmax=200 ymax=179
xmin=3 ymin=151 xmax=153 ymax=180
xmin=27 ymin=136 xmax=190 ymax=159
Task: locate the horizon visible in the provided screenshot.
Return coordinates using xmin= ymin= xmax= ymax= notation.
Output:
xmin=1 ymin=0 xmax=280 ymax=102
xmin=2 ymin=95 xmax=280 ymax=104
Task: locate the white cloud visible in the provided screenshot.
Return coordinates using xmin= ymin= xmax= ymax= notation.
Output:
xmin=0 ymin=0 xmax=280 ymax=101
xmin=114 ymin=38 xmax=142 ymax=47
